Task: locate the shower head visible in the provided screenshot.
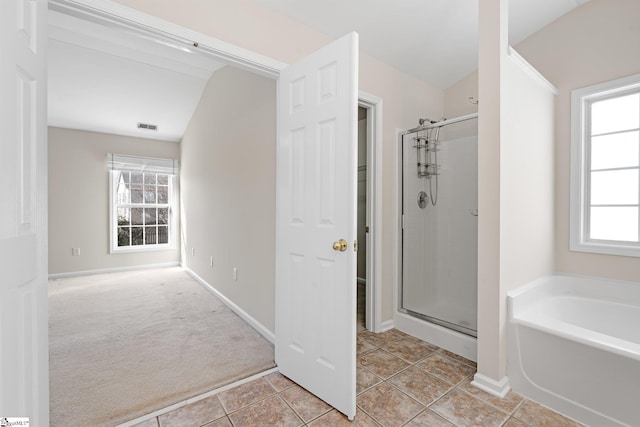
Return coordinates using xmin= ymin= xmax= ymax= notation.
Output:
xmin=418 ymin=117 xmax=438 ymax=126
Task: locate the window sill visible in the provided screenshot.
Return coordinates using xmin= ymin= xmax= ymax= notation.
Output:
xmin=110 ymin=244 xmax=175 ymax=254
xmin=570 ymin=240 xmax=640 ymax=258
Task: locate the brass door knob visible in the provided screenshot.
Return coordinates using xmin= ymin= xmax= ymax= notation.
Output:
xmin=332 ymin=239 xmax=348 ymax=252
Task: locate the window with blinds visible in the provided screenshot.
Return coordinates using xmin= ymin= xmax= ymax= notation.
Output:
xmin=107 ymin=154 xmax=178 ymax=253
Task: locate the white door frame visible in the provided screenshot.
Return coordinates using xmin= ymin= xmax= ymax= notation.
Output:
xmin=358 ymin=92 xmax=383 ymax=333
xmin=49 ymin=0 xmax=383 ymax=334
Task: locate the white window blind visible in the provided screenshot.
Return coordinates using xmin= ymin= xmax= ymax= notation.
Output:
xmin=107 ymin=153 xmax=179 ymax=176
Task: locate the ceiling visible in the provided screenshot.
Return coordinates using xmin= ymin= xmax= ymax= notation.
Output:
xmin=48 ymin=10 xmax=225 ymax=142
xmin=253 ymin=0 xmax=590 ymax=89
xmin=48 ymin=0 xmax=589 ymax=141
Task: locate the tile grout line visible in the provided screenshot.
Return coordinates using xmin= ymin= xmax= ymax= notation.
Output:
xmin=355 ymin=403 xmax=385 ymax=427
xmin=219 ymin=379 xmax=281 ymax=418
xmin=421 ymin=372 xmax=477 ymax=420
xmin=273 ymin=393 xmax=306 ymax=427
xmin=279 ymin=388 xmax=329 ymax=427
xmin=399 ymin=406 xmax=429 ymax=427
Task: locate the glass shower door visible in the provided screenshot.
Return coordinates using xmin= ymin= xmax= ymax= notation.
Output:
xmin=400 ymin=129 xmax=478 ymax=336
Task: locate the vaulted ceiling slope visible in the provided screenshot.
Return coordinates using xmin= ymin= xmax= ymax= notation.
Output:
xmin=47 ymin=9 xmax=225 ymax=142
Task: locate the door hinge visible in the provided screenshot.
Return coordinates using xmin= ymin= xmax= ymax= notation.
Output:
xmin=354 ymin=240 xmax=358 ymax=252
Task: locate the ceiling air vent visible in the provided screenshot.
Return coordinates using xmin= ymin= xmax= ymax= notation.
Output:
xmin=137 ymin=122 xmax=158 ymax=131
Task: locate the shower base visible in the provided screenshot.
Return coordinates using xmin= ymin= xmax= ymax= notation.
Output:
xmin=394 ymin=309 xmax=477 ymax=362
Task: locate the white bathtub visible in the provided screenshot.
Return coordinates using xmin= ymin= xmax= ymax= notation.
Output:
xmin=508 ymin=274 xmax=640 ymax=427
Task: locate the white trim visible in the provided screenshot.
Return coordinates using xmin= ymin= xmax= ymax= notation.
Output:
xmin=508 ymin=46 xmax=558 ymax=95
xmin=380 ymin=319 xmax=395 ymax=332
xmin=569 ymin=72 xmax=640 ymax=258
xmin=471 ymin=373 xmax=511 ymax=398
xmin=49 ymin=0 xmax=287 ymax=78
xmin=47 ymin=261 xmax=180 ymax=279
xmin=116 ymin=367 xmax=280 ymax=427
xmin=394 ymin=128 xmax=405 ymax=333
xmin=570 ymin=84 xmax=587 ymax=255
xmin=358 ymin=90 xmax=383 ymax=333
xmin=183 ymin=266 xmax=275 ymax=344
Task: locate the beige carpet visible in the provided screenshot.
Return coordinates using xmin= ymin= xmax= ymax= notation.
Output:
xmin=49 ymin=267 xmax=275 ymax=427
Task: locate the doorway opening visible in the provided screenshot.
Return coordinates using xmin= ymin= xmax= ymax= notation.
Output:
xmin=48 ymin=3 xmax=383 ymax=337
xmin=358 ymin=92 xmax=382 ymax=333
xmin=357 ymin=106 xmax=367 ymax=331
xmin=50 ymin=2 xmax=381 ymax=422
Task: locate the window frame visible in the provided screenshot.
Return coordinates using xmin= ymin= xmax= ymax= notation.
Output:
xmin=108 ymin=167 xmax=178 ymax=254
xmin=570 ymin=73 xmax=640 ymax=257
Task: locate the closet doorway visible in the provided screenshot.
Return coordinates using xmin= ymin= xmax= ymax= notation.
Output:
xmin=357 ymin=94 xmax=382 ymax=333
xmin=357 ymin=107 xmax=367 ymax=331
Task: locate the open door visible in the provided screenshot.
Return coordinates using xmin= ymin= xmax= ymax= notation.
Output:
xmin=275 ymin=32 xmax=358 ymax=419
xmin=0 ymin=0 xmax=49 ymax=424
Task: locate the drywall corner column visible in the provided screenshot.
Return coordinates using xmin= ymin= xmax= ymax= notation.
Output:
xmin=476 ymin=0 xmax=508 ymax=386
xmin=476 ymin=0 xmax=556 ymax=395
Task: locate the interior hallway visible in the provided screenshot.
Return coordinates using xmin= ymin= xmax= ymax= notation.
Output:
xmin=131 ymin=329 xmax=584 ymax=427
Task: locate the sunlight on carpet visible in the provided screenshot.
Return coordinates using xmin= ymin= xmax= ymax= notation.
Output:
xmin=49 ymin=267 xmax=275 ymax=427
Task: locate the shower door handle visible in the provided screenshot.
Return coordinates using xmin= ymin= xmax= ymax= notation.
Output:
xmin=332 ymin=239 xmax=348 ymax=252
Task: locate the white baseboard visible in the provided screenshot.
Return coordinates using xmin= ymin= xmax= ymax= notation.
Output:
xmin=183 ymin=267 xmax=275 ymax=344
xmin=48 ymin=262 xmax=180 ymax=279
xmin=471 ymin=373 xmax=511 ymax=398
xmin=380 ymin=319 xmax=395 ymax=332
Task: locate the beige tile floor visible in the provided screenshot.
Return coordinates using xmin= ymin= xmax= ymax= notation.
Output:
xmin=134 ymin=328 xmax=585 ymax=427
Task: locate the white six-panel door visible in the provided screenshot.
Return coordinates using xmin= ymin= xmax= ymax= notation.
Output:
xmin=0 ymin=0 xmax=49 ymax=424
xmin=275 ymin=33 xmax=359 ymax=419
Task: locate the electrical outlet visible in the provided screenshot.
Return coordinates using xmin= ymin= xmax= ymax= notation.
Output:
xmin=233 ymin=267 xmax=238 ymax=282
xmin=210 ymin=256 xmax=214 ymax=267
xmin=191 ymin=248 xmax=196 ymax=256
xmin=71 ymin=248 xmax=80 ymax=256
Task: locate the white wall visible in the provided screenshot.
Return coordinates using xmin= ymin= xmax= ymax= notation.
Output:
xmin=443 ymin=71 xmax=478 ymax=140
xmin=112 ymin=0 xmax=445 ymax=325
xmin=48 ymin=127 xmax=181 ymax=275
xmin=180 ymin=66 xmax=277 ymax=332
xmin=501 ymin=53 xmax=556 ymax=294
xmin=516 ymin=0 xmax=640 ymax=282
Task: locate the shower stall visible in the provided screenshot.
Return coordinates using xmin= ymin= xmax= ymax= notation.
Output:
xmin=400 ymin=114 xmax=478 ymax=337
